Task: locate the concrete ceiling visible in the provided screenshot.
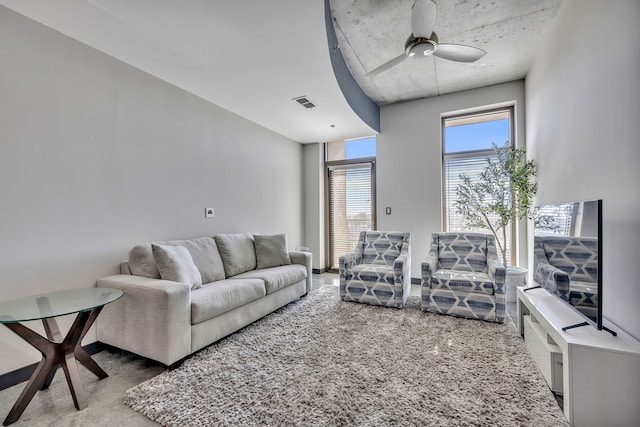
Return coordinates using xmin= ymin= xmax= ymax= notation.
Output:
xmin=1 ymin=0 xmax=564 ymax=142
xmin=330 ymin=0 xmax=564 ymax=105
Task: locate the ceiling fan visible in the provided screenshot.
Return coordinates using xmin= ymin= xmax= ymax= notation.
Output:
xmin=367 ymin=0 xmax=486 ymax=76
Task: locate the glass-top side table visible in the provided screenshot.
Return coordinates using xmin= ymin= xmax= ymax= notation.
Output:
xmin=0 ymin=287 xmax=123 ymax=426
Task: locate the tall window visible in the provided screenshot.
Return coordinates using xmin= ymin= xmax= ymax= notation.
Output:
xmin=442 ymin=108 xmax=514 ymax=264
xmin=326 ymin=137 xmax=376 ymax=271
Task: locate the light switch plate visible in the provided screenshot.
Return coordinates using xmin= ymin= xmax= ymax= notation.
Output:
xmin=205 ymin=208 xmax=214 ymax=218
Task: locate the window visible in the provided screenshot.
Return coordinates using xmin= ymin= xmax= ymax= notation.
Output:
xmin=442 ymin=108 xmax=514 ymax=264
xmin=326 ymin=137 xmax=376 ymax=161
xmin=534 ymin=203 xmax=575 ymax=236
xmin=326 ymin=137 xmax=376 ymax=271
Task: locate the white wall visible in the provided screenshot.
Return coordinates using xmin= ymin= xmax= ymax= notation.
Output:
xmin=526 ymin=0 xmax=640 ymax=339
xmin=303 ymin=143 xmax=326 ymax=271
xmin=0 ymin=8 xmax=303 ymax=375
xmin=377 ymin=81 xmax=526 ymax=278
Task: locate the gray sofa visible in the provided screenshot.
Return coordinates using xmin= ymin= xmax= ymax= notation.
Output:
xmin=96 ymin=233 xmax=311 ymax=366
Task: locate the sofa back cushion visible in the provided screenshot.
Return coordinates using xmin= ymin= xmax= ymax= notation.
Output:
xmin=437 ymin=233 xmax=488 ymax=273
xmin=362 ymin=231 xmax=405 ymax=266
xmin=540 ymin=236 xmax=598 ymax=283
xmin=214 ymin=233 xmax=257 ymax=277
xmin=128 ymin=237 xmax=225 ymax=283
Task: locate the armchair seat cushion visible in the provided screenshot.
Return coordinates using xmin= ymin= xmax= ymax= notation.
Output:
xmin=432 ymin=270 xmax=495 ymax=295
xmin=348 ymin=264 xmax=394 ymax=285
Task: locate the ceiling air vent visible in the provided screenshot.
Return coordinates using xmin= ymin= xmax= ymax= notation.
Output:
xmin=293 ymin=96 xmax=316 ymax=109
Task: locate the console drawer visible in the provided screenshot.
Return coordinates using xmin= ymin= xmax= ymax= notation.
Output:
xmin=524 ymin=314 xmax=563 ymax=394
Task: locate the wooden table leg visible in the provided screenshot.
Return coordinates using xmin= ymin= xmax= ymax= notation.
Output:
xmin=2 ymin=323 xmax=58 ymax=426
xmin=40 ymin=312 xmax=63 ymax=391
xmin=74 ymin=306 xmax=108 ymax=379
xmin=57 ymin=311 xmax=91 ymax=411
xmin=2 ymin=307 xmax=108 ymax=426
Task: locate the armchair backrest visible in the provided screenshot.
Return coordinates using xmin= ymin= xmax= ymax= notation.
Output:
xmin=433 ymin=232 xmax=494 ymax=273
xmin=360 ymin=231 xmax=409 ymax=267
xmin=534 ymin=236 xmax=598 ymax=283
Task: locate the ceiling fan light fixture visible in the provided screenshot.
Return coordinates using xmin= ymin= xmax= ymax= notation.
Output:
xmin=406 ymin=38 xmax=437 ymax=59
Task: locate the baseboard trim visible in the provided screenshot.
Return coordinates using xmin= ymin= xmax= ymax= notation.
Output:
xmin=0 ymin=341 xmax=105 ymax=391
xmin=312 ymin=268 xmax=326 ymax=274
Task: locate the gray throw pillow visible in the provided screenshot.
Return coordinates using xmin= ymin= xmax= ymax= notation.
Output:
xmin=214 ymin=233 xmax=257 ymax=277
xmin=254 ymin=234 xmax=292 ymax=269
xmin=152 ymin=244 xmax=203 ymax=290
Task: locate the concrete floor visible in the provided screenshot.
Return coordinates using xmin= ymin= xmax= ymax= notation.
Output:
xmin=0 ymin=274 xmax=517 ymax=426
xmin=0 ymin=350 xmax=164 ymax=426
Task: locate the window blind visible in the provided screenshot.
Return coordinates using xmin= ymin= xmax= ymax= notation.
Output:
xmin=443 ymin=154 xmax=512 ymax=265
xmin=328 ymin=163 xmax=373 ymax=270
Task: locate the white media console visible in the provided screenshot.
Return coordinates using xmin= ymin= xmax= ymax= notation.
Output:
xmin=516 ymin=287 xmax=640 ymax=426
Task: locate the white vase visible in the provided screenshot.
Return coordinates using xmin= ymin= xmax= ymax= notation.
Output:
xmin=505 ymin=266 xmax=527 ymax=303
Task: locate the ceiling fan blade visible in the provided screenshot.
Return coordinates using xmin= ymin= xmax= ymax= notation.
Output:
xmin=366 ymin=53 xmax=407 ymax=76
xmin=434 ymin=43 xmax=486 ymax=62
xmin=411 ymin=0 xmax=437 ymax=38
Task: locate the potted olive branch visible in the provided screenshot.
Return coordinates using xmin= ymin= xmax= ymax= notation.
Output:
xmin=454 ymin=142 xmax=537 ymax=303
xmin=455 ymin=142 xmax=537 ymax=268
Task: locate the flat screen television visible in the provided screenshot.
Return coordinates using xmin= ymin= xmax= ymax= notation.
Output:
xmin=532 ymin=199 xmax=615 ymax=335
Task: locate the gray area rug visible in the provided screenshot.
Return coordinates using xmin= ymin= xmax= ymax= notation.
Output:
xmin=124 ymin=285 xmax=567 ymax=426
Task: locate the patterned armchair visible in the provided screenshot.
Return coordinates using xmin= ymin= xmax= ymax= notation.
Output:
xmin=339 ymin=231 xmax=411 ymax=308
xmin=534 ymin=235 xmax=598 ymax=321
xmin=421 ymin=232 xmax=506 ymax=323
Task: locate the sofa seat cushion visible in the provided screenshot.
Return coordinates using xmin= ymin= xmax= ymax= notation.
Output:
xmin=232 ymin=265 xmax=307 ymax=294
xmin=348 ymin=264 xmax=394 ymax=285
xmin=431 ymin=270 xmax=494 ymax=295
xmin=191 ymin=278 xmax=266 ymax=324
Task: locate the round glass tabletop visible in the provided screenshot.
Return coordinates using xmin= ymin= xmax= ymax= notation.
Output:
xmin=0 ymin=288 xmax=123 ymax=323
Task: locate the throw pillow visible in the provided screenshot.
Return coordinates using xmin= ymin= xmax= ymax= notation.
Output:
xmin=254 ymin=234 xmax=292 ymax=269
xmin=152 ymin=244 xmax=203 ymax=290
xmin=214 ymin=233 xmax=257 ymax=277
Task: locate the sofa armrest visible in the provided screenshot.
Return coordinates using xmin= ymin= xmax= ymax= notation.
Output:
xmin=338 ymin=250 xmax=361 ymax=298
xmin=394 ymin=251 xmax=411 ymax=283
xmin=422 ymin=234 xmax=439 ymax=286
xmin=393 ymin=250 xmax=411 ymax=306
xmin=96 ymin=274 xmax=191 ymax=366
xmin=487 ymin=257 xmax=506 ymax=295
xmin=421 ymin=255 xmax=437 ymax=282
xmin=288 ymin=250 xmax=312 ymax=293
xmin=339 ymin=250 xmax=361 ymax=272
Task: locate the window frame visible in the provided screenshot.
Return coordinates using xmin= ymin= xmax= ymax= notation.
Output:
xmin=441 ymin=106 xmax=516 ymax=264
xmin=324 ymin=137 xmax=377 ymax=273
